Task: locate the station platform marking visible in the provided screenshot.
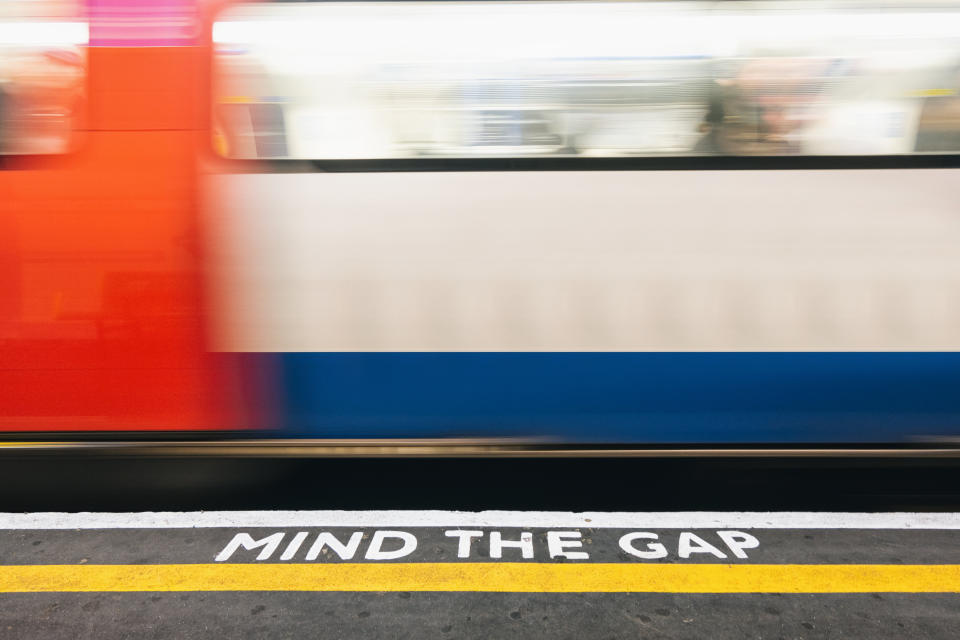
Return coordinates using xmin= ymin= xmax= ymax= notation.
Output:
xmin=4 ymin=563 xmax=960 ymax=594
xmin=3 ymin=511 xmax=960 ymax=595
xmin=2 ymin=511 xmax=959 ymax=529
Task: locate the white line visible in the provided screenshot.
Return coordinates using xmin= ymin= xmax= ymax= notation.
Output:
xmin=1 ymin=511 xmax=960 ymax=530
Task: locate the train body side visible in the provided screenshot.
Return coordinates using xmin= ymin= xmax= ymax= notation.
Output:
xmin=4 ymin=0 xmax=960 ymax=446
xmin=207 ymin=169 xmax=960 ymax=443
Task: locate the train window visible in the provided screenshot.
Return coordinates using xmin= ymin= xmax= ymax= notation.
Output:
xmin=212 ymin=1 xmax=960 ymax=162
xmin=0 ymin=1 xmax=86 ymax=155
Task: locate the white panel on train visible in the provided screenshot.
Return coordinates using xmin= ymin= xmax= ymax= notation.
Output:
xmin=207 ymin=169 xmax=960 ymax=352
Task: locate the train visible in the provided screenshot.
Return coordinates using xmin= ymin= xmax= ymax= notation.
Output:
xmin=3 ymin=0 xmax=960 ymax=453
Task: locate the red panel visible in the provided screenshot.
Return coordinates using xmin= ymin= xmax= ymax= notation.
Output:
xmin=0 ymin=44 xmax=236 ymax=432
xmin=88 ymin=47 xmax=201 ymax=130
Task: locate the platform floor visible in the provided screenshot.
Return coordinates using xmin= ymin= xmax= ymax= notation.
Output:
xmin=1 ymin=510 xmax=959 ymax=639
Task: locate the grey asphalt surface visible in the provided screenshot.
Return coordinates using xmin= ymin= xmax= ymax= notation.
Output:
xmin=3 ymin=592 xmax=958 ymax=640
xmin=1 ymin=455 xmax=960 ymax=639
xmin=4 ymin=527 xmax=960 ymax=565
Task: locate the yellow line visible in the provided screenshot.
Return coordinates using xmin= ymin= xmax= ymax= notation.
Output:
xmin=3 ymin=564 xmax=960 ymax=593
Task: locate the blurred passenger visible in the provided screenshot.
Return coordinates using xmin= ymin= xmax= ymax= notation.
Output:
xmin=693 ymin=81 xmax=732 ymax=155
xmin=694 ymin=57 xmax=825 ymax=155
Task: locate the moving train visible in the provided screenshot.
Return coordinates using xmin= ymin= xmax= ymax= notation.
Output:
xmin=3 ymin=0 xmax=960 ymax=453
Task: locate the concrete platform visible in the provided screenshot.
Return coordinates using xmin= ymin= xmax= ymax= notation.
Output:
xmin=0 ymin=511 xmax=959 ymax=638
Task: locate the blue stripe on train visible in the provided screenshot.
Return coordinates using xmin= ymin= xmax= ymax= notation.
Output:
xmin=264 ymin=352 xmax=960 ymax=443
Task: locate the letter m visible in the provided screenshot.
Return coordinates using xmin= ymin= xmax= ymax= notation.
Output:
xmin=215 ymin=532 xmax=285 ymax=562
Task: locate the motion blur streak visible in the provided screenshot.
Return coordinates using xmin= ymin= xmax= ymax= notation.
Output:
xmin=0 ymin=22 xmax=87 ymax=46
xmin=205 ymin=0 xmax=960 ymax=442
xmin=0 ymin=2 xmax=86 ymax=154
xmin=211 ymin=170 xmax=960 ymax=352
xmin=88 ymin=0 xmax=196 ymax=47
xmin=212 ymin=0 xmax=960 ymax=158
xmin=0 ymin=0 xmax=239 ymax=432
xmin=5 ymin=0 xmax=960 ymax=445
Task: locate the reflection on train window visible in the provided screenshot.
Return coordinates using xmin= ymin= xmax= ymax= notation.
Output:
xmin=0 ymin=1 xmax=86 ymax=155
xmin=212 ymin=1 xmax=960 ymax=160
